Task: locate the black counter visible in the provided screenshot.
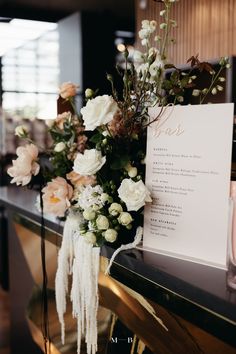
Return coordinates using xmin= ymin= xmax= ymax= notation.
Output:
xmin=1 ymin=186 xmax=236 ymax=348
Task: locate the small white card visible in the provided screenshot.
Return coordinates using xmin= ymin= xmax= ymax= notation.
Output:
xmin=143 ymin=103 xmax=234 ymax=268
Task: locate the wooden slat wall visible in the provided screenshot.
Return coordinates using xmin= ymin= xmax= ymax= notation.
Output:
xmin=135 ymin=0 xmax=236 ymax=65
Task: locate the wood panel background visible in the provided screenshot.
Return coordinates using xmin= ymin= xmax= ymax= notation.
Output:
xmin=135 ymin=0 xmax=236 ymax=65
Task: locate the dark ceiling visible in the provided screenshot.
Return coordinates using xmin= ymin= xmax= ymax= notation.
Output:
xmin=0 ymin=0 xmax=135 ymax=24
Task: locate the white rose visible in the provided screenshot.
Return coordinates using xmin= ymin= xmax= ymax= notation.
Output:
xmin=15 ymin=125 xmax=28 ymax=137
xmin=104 ymin=229 xmax=118 ymax=243
xmin=118 ymin=212 xmax=133 ymax=226
xmin=118 ymin=178 xmax=152 ymax=211
xmin=73 ymin=149 xmax=106 ymax=176
xmin=54 ymin=142 xmax=66 ymax=152
xmin=81 ymin=95 xmax=118 ymax=131
xmin=96 ymin=215 xmax=109 ymax=230
xmin=85 ymin=231 xmax=97 ymax=244
xmin=83 ymin=207 xmax=96 ymax=221
xmin=108 ymin=203 xmax=123 ymax=216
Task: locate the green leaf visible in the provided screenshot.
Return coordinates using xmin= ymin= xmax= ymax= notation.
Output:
xmin=90 ymin=133 xmax=103 ymax=144
xmin=181 ymin=76 xmax=190 ymax=87
xmin=170 ymin=70 xmax=179 ymax=83
xmin=110 ymin=154 xmax=130 ymax=170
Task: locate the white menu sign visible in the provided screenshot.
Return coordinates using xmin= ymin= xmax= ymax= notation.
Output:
xmin=143 ymin=103 xmax=234 ymax=268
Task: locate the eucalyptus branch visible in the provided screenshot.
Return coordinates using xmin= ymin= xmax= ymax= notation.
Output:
xmin=200 ymin=65 xmax=225 ymax=104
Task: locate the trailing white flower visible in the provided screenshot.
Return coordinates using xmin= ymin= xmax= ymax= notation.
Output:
xmin=108 ymin=203 xmax=123 ymax=216
xmin=77 ymin=184 xmax=104 ymax=210
xmin=81 ymin=95 xmax=118 ymax=131
xmin=96 ymin=215 xmax=109 ymax=230
xmin=71 ymin=236 xmax=100 ymax=354
xmin=104 ymin=229 xmax=118 ymax=243
xmin=118 ymin=178 xmax=152 ymax=211
xmin=73 ymin=149 xmax=106 ymax=176
xmin=118 ymin=212 xmax=133 ymax=226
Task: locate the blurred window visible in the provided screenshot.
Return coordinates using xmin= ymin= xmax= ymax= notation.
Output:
xmin=2 ymin=26 xmax=59 ymax=120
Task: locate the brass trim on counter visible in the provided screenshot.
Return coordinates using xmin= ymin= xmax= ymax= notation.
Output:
xmin=13 ymin=213 xmax=62 ymax=247
xmin=111 ymin=261 xmax=236 ymax=327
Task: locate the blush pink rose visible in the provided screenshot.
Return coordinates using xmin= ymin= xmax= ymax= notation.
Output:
xmin=59 ymin=82 xmax=78 ymax=99
xmin=7 ymin=144 xmax=40 ymax=186
xmin=54 ymin=111 xmax=72 ymax=130
xmin=42 ymin=177 xmax=73 ymax=217
xmin=66 ymin=171 xmax=96 ymax=187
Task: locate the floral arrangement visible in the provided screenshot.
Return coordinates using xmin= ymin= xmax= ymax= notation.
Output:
xmin=7 ymin=0 xmax=229 ymax=353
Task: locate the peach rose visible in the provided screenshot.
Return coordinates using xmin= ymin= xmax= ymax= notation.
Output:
xmin=7 ymin=144 xmax=40 ymax=186
xmin=42 ymin=177 xmax=73 ymax=217
xmin=54 ymin=111 xmax=72 ymax=130
xmin=59 ymin=82 xmax=78 ymax=99
xmin=66 ymin=171 xmax=96 ymax=188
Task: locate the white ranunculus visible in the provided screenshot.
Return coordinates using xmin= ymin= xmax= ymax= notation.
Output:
xmin=54 ymin=142 xmax=66 ymax=152
xmin=118 ymin=178 xmax=152 ymax=211
xmin=83 ymin=207 xmax=96 ymax=221
xmin=108 ymin=203 xmax=123 ymax=216
xmin=118 ymin=212 xmax=133 ymax=226
xmin=96 ymin=215 xmax=109 ymax=230
xmin=73 ymin=149 xmax=106 ymax=176
xmin=104 ymin=229 xmax=118 ymax=243
xmin=81 ymin=95 xmax=118 ymax=131
xmin=85 ymin=231 xmax=97 ymax=244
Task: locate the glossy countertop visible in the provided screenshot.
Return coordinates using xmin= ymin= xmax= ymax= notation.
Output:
xmin=1 ymin=186 xmax=236 ymax=346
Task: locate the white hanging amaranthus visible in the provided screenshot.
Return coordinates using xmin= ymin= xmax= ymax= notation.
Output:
xmin=55 ymin=212 xmax=100 ymax=354
xmin=56 ymin=213 xmax=143 ymax=354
